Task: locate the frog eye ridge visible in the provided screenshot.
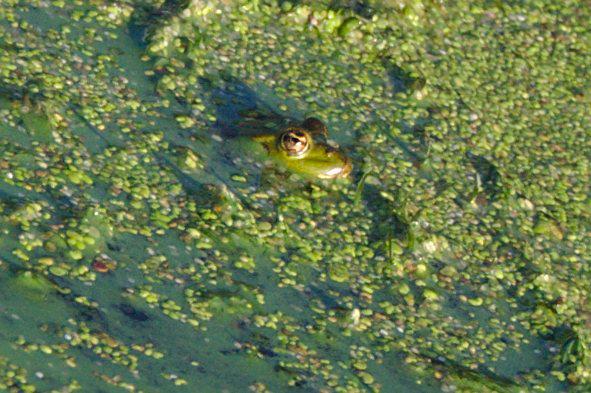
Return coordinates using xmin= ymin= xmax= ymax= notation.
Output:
xmin=301 ymin=117 xmax=328 ymax=137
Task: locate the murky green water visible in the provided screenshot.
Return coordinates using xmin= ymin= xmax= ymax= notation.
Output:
xmin=0 ymin=1 xmax=589 ymax=392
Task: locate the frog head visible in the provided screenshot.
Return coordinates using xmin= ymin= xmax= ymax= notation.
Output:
xmin=252 ymin=117 xmax=351 ymax=179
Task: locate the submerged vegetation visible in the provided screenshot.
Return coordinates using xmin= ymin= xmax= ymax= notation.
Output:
xmin=0 ymin=0 xmax=589 ymax=391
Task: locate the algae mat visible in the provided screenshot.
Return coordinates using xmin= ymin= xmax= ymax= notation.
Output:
xmin=0 ymin=0 xmax=589 ymax=392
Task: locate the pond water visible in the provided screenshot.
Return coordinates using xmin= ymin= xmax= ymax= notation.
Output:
xmin=0 ymin=1 xmax=588 ymax=392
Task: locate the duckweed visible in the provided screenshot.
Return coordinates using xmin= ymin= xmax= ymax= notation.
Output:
xmin=0 ymin=0 xmax=588 ymax=391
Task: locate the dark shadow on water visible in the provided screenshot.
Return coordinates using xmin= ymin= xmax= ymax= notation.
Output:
xmin=466 ymin=151 xmax=501 ymax=200
xmin=362 ymin=183 xmax=412 ymax=248
xmin=127 ymin=0 xmax=191 ymax=47
xmin=381 ymin=57 xmax=426 ymax=96
xmin=117 ymin=302 xmax=151 ymax=322
xmin=196 ymin=74 xmax=298 ymax=139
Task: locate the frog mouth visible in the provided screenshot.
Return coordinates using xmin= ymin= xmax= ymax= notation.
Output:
xmin=317 ymin=155 xmax=353 ymax=179
xmin=279 ymin=128 xmax=311 ymax=157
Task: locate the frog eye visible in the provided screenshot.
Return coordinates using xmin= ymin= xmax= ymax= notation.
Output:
xmin=280 ymin=129 xmax=310 ymax=156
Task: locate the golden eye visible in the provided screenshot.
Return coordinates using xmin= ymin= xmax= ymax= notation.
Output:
xmin=280 ymin=129 xmax=310 ymax=156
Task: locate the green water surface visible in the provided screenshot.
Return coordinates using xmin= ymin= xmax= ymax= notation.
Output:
xmin=0 ymin=1 xmax=589 ymax=392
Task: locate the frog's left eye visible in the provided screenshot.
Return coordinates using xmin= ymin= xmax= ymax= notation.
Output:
xmin=280 ymin=129 xmax=310 ymax=157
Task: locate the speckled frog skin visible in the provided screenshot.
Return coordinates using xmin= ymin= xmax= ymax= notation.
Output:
xmin=248 ymin=116 xmax=352 ymax=179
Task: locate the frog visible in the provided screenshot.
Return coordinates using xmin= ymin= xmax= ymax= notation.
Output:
xmin=235 ymin=114 xmax=352 ymax=179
